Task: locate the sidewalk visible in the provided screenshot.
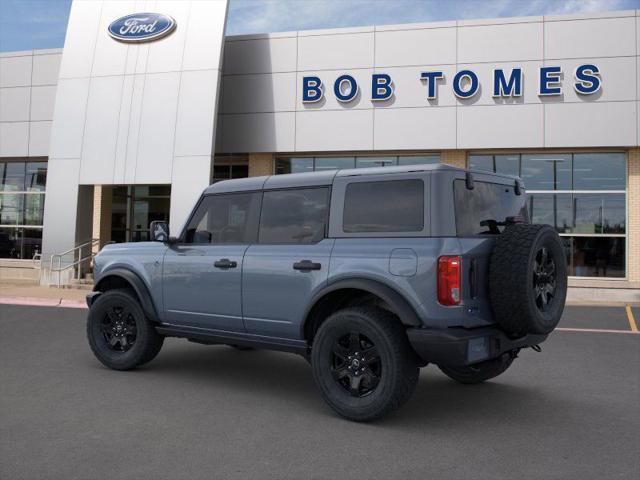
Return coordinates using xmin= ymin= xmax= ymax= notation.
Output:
xmin=0 ymin=281 xmax=88 ymax=309
xmin=1 ymin=280 xmax=637 ymax=310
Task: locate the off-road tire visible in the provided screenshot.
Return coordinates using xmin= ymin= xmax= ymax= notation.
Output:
xmin=489 ymin=224 xmax=567 ymax=336
xmin=439 ymin=354 xmax=514 ymax=384
xmin=311 ymin=307 xmax=419 ymax=422
xmin=87 ymin=289 xmax=164 ymax=371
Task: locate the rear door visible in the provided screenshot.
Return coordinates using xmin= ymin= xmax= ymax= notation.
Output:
xmin=162 ymin=192 xmax=261 ymax=331
xmin=242 ymin=187 xmax=333 ymax=340
xmin=452 ymin=176 xmax=529 ymax=318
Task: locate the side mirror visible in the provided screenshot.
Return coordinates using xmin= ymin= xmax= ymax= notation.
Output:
xmin=193 ymin=230 xmax=212 ymax=244
xmin=150 ymin=221 xmax=170 ymax=242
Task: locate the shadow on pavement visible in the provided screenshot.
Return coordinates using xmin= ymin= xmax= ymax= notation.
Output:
xmin=133 ymin=342 xmax=560 ymax=427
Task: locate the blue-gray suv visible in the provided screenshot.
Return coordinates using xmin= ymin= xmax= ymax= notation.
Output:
xmin=86 ymin=164 xmax=567 ymax=421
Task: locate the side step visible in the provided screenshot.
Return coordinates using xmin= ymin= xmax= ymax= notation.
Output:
xmin=155 ymin=324 xmax=309 ymax=357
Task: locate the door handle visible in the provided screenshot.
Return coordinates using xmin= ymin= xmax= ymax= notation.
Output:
xmin=214 ymin=258 xmax=237 ymax=269
xmin=293 ymin=260 xmax=321 ymax=271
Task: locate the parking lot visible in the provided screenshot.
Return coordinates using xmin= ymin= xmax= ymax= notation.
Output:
xmin=1 ymin=303 xmax=638 ymax=480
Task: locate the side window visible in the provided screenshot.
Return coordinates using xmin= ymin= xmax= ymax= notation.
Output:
xmin=343 ymin=179 xmax=424 ymax=233
xmin=184 ymin=193 xmax=260 ymax=244
xmin=259 ymin=188 xmax=329 ymax=244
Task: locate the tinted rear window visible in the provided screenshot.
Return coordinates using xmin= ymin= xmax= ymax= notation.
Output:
xmin=259 ymin=188 xmax=329 ymax=244
xmin=343 ymin=179 xmax=424 ymax=233
xmin=454 ymin=180 xmax=528 ymax=236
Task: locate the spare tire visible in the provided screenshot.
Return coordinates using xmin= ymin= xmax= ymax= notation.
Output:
xmin=489 ymin=224 xmax=567 ymax=336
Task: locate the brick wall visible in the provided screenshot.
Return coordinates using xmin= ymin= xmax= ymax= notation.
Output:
xmin=628 ymin=148 xmax=639 ymax=283
xmin=248 ymin=153 xmax=274 ymax=177
xmin=441 ymin=150 xmax=467 ymax=168
xmin=92 ymin=186 xmax=112 ymax=253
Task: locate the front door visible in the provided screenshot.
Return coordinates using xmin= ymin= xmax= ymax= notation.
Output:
xmin=242 ymin=187 xmax=333 ymax=340
xmin=162 ymin=192 xmax=261 ymax=331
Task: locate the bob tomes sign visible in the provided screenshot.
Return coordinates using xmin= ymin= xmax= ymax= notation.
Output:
xmin=302 ymin=64 xmax=601 ymax=103
xmin=108 ymin=13 xmax=176 ymax=43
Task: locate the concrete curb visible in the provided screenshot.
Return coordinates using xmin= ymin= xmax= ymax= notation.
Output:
xmin=0 ymin=296 xmax=87 ymax=309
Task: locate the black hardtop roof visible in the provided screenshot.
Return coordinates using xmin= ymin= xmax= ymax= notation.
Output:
xmin=203 ymin=163 xmax=520 ymax=194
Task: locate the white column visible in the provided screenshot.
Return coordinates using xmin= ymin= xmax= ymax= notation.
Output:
xmin=168 ymin=155 xmax=212 ymax=236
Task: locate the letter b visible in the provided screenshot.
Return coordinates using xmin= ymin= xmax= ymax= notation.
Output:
xmin=371 ymin=74 xmax=393 ymax=101
xmin=302 ymin=76 xmax=323 ymax=103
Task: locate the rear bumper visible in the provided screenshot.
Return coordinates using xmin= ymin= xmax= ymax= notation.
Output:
xmin=406 ymin=326 xmax=547 ymax=367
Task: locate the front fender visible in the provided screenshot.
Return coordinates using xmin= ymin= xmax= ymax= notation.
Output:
xmin=93 ymin=267 xmax=160 ymax=323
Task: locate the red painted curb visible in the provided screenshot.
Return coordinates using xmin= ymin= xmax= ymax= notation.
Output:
xmin=59 ymin=299 xmax=88 ymax=309
xmin=0 ymin=296 xmax=87 ymax=309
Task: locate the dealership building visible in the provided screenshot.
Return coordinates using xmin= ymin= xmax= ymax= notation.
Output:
xmin=0 ymin=0 xmax=638 ymax=300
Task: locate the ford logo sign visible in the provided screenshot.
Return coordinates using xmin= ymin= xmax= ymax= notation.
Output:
xmin=108 ymin=13 xmax=176 ymax=43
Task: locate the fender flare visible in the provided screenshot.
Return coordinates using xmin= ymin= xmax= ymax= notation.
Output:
xmin=302 ymin=278 xmax=422 ymax=337
xmin=92 ymin=268 xmax=160 ymax=323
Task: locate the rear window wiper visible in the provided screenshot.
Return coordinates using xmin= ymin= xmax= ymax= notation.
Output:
xmin=479 ymin=216 xmax=526 ymax=234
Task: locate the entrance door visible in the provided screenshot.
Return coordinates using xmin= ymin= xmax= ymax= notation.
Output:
xmin=162 ymin=192 xmax=261 ymax=331
xmin=111 ymin=186 xmax=171 ymax=243
xmin=242 ymin=187 xmax=333 ymax=340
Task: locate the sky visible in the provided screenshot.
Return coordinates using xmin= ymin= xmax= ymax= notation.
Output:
xmin=0 ymin=0 xmax=639 ymax=52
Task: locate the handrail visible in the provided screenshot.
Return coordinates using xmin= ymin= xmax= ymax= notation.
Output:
xmin=53 ymin=238 xmax=99 ymax=259
xmin=32 ymin=252 xmax=42 ymax=268
xmin=49 ymin=238 xmax=101 ymax=288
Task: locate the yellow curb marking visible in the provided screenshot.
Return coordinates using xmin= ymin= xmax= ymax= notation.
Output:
xmin=626 ymin=305 xmax=638 ymax=333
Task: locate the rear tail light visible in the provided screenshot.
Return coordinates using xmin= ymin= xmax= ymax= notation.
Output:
xmin=438 ymin=256 xmax=461 ymax=306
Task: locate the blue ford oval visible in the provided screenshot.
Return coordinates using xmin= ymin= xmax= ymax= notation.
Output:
xmin=108 ymin=13 xmax=176 ymax=43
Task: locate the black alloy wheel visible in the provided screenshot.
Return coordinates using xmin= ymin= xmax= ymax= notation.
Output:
xmin=532 ymin=246 xmax=557 ymax=312
xmin=87 ymin=289 xmax=164 ymax=371
xmin=331 ymin=332 xmax=382 ymax=397
xmin=311 ymin=307 xmax=419 ymax=422
xmin=101 ymin=305 xmax=137 ymax=352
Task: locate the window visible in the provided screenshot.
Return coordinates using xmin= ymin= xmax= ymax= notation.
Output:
xmin=275 ymin=157 xmax=313 ymax=174
xmin=564 ymin=237 xmax=625 ymax=278
xmin=184 ymin=193 xmax=260 ymax=244
xmin=276 ymin=154 xmax=440 ymax=174
xmin=212 ymin=164 xmax=249 ymax=183
xmin=25 ymin=162 xmax=47 ymax=192
xmin=111 ymin=185 xmax=171 ymax=243
xmin=259 ymin=188 xmax=329 ymax=244
xmin=355 ymin=156 xmax=396 ymax=168
xmin=315 ymin=157 xmax=354 ymax=171
xmin=454 ymin=180 xmax=528 ymax=236
xmin=469 ymin=152 xmax=627 ymax=278
xmin=494 ymin=155 xmax=520 ymax=177
xmin=343 ymin=180 xmax=424 ymax=233
xmin=398 ymin=155 xmax=440 ymax=166
xmin=0 ymin=160 xmax=47 ymax=259
xmin=528 ymin=194 xmax=573 ymax=233
xmin=573 ymin=153 xmax=625 ymax=190
xmin=521 ymin=154 xmax=572 ymax=190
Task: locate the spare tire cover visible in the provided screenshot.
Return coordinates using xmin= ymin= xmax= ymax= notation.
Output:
xmin=489 ymin=224 xmax=567 ymax=336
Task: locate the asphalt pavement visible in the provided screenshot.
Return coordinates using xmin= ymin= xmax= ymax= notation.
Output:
xmin=0 ymin=304 xmax=638 ymax=480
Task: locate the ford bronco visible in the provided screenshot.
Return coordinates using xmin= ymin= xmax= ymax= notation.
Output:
xmin=86 ymin=164 xmax=567 ymax=421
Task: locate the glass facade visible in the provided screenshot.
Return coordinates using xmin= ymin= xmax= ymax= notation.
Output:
xmin=0 ymin=160 xmax=47 ymax=259
xmin=275 ymin=154 xmax=440 ymax=174
xmin=469 ymin=152 xmax=627 ymax=278
xmin=212 ymin=164 xmax=249 ymax=183
xmin=111 ymin=185 xmax=171 ymax=243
